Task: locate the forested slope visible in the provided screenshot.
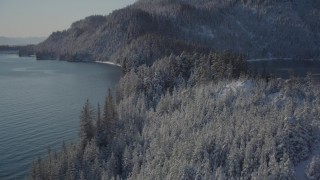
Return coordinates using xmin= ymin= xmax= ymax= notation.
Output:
xmin=30 ymin=52 xmax=320 ymax=179
xmin=32 ymin=0 xmax=320 ymax=67
xmin=29 ymin=0 xmax=320 ymax=179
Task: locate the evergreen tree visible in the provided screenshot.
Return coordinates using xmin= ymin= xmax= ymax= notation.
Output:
xmin=95 ymin=103 xmax=103 ymax=145
xmin=79 ymin=100 xmax=95 ymax=148
xmin=97 ymin=89 xmax=116 ymax=147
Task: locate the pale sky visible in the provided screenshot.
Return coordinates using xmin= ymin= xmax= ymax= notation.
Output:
xmin=0 ymin=0 xmax=136 ymax=38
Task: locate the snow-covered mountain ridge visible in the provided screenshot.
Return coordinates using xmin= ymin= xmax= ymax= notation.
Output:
xmin=24 ymin=0 xmax=320 ymax=69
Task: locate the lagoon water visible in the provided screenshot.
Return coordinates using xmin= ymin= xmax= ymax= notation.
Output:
xmin=0 ymin=54 xmax=121 ymax=179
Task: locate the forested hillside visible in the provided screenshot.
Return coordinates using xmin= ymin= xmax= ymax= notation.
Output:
xmin=30 ymin=51 xmax=320 ymax=179
xmin=31 ymin=0 xmax=320 ymax=66
xmin=29 ymin=0 xmax=320 ymax=179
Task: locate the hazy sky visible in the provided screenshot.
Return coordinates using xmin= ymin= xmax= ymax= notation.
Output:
xmin=0 ymin=0 xmax=136 ymax=38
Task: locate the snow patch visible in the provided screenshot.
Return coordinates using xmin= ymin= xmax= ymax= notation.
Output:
xmin=219 ymin=80 xmax=253 ymax=97
xmin=95 ymin=61 xmax=122 ymax=67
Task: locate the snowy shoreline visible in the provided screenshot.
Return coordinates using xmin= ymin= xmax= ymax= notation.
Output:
xmin=95 ymin=61 xmax=122 ymax=67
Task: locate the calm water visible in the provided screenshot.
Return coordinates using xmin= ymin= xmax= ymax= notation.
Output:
xmin=248 ymin=60 xmax=320 ymax=79
xmin=0 ymin=54 xmax=122 ymax=179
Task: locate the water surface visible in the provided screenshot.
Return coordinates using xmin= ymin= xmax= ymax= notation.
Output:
xmin=248 ymin=59 xmax=320 ymax=79
xmin=0 ymin=54 xmax=121 ymax=179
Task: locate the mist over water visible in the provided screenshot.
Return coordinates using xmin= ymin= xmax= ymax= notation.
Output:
xmin=0 ymin=54 xmax=121 ymax=179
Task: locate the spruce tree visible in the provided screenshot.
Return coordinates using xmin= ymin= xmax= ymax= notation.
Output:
xmin=79 ymin=100 xmax=95 ymax=148
xmin=97 ymin=89 xmax=116 ymax=147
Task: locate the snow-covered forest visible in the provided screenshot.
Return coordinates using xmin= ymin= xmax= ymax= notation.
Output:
xmin=25 ymin=0 xmax=320 ymax=179
xmin=29 ymin=52 xmax=320 ymax=179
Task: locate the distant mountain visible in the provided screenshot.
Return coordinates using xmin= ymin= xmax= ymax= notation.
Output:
xmin=0 ymin=36 xmax=46 ymax=46
xmin=34 ymin=0 xmax=320 ymax=68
